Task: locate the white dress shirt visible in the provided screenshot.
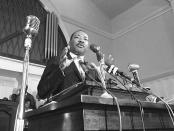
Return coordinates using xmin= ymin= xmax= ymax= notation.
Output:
xmin=69 ymin=52 xmax=85 ymax=81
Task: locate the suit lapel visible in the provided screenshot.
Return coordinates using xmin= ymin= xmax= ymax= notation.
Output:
xmin=66 ymin=52 xmax=84 ymax=81
xmin=71 ymin=62 xmax=84 ymax=81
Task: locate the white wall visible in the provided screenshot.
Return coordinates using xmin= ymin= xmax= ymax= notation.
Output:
xmin=111 ymin=0 xmax=174 ymax=99
xmin=112 ymin=10 xmax=174 ymax=78
xmin=41 ymin=0 xmax=112 ymax=33
xmin=0 ymin=56 xmax=44 ymax=100
xmin=111 ymin=0 xmax=174 ymax=79
xmin=0 ymin=69 xmax=19 ymax=99
xmin=111 ymin=0 xmax=169 ymax=34
xmin=143 ymin=75 xmax=174 ymax=99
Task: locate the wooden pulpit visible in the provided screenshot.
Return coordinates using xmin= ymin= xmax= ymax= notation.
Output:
xmin=25 ymin=84 xmax=174 ymax=131
xmin=0 ymin=100 xmax=17 ymax=131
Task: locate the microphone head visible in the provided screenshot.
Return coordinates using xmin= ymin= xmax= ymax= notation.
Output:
xmin=89 ymin=44 xmax=100 ymax=53
xmin=128 ymin=64 xmax=140 ymax=72
xmin=89 ymin=44 xmax=103 ymax=61
xmin=24 ymin=15 xmax=40 ymax=36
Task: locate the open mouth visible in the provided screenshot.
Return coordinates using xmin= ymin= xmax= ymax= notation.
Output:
xmin=76 ymin=44 xmax=85 ymax=48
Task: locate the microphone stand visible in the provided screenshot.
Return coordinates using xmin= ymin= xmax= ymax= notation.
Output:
xmin=99 ymin=54 xmax=107 ymax=89
xmin=90 ymin=46 xmax=122 ymax=131
xmin=88 ymin=60 xmax=122 ymax=131
xmin=13 ymin=34 xmax=32 ymax=131
xmin=14 ymin=15 xmax=40 ymax=131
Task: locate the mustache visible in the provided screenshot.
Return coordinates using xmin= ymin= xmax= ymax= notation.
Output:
xmin=76 ymin=42 xmax=87 ymax=47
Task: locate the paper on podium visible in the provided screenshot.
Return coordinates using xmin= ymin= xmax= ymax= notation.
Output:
xmin=50 ymin=82 xmax=89 ymax=102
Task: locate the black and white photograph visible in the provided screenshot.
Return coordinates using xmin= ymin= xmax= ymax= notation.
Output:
xmin=0 ymin=0 xmax=174 ymax=131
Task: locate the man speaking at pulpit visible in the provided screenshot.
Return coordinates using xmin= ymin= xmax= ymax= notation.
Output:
xmin=37 ymin=30 xmax=101 ymax=102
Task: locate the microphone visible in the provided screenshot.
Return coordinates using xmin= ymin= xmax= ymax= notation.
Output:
xmin=128 ymin=64 xmax=141 ymax=87
xmin=89 ymin=44 xmax=100 ymax=53
xmin=105 ymin=63 xmax=141 ymax=87
xmin=23 ymin=15 xmax=40 ymax=36
xmin=90 ymin=44 xmax=103 ymax=62
xmin=128 ymin=64 xmax=140 ymax=72
xmin=90 ymin=44 xmax=133 ymax=82
xmin=105 ymin=64 xmax=133 ymax=82
xmin=90 ymin=44 xmax=106 ymax=84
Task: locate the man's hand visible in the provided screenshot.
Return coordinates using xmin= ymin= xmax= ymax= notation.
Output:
xmin=59 ymin=46 xmax=70 ymax=70
xmin=59 ymin=46 xmax=69 ymax=62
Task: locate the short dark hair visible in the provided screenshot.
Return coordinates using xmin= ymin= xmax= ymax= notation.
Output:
xmin=70 ymin=30 xmax=86 ymax=41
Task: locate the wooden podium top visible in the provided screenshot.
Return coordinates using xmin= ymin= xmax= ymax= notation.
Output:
xmin=25 ymin=94 xmax=174 ymax=118
xmin=25 ymin=82 xmax=173 ymax=117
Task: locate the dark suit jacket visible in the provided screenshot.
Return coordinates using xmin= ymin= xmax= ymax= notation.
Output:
xmin=37 ymin=54 xmax=85 ymax=99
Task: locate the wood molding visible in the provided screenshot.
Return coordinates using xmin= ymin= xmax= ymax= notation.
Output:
xmin=0 ymin=56 xmax=45 ymax=76
xmin=112 ymin=5 xmax=171 ymax=39
xmin=60 ymin=15 xmax=113 ymax=39
xmin=59 ymin=5 xmax=172 ymax=41
xmin=141 ymin=70 xmax=174 ymax=83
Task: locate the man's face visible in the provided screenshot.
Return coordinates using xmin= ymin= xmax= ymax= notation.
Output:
xmin=69 ymin=31 xmax=89 ymax=56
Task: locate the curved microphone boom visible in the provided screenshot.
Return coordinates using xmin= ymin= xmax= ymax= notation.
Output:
xmin=90 ymin=44 xmax=107 ymax=90
xmin=90 ymin=44 xmax=123 ymax=131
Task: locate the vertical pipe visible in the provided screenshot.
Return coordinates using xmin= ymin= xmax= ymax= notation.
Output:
xmin=55 ymin=16 xmax=58 ymax=56
xmin=47 ymin=12 xmax=51 ymax=59
xmin=55 ymin=13 xmax=58 ymax=56
xmin=50 ymin=12 xmax=54 ymax=57
xmin=44 ymin=13 xmax=49 ymax=59
xmin=53 ymin=14 xmax=56 ymax=56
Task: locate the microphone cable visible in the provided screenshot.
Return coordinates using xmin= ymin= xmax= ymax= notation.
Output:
xmin=108 ymin=73 xmax=146 ymax=131
xmin=87 ymin=61 xmax=145 ymax=131
xmin=83 ymin=68 xmax=122 ymax=131
xmin=139 ymin=87 xmax=174 ymax=126
xmin=110 ymin=67 xmax=174 ymax=127
xmin=86 ymin=45 xmax=143 ymax=130
xmin=128 ymin=64 xmax=174 ymax=126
